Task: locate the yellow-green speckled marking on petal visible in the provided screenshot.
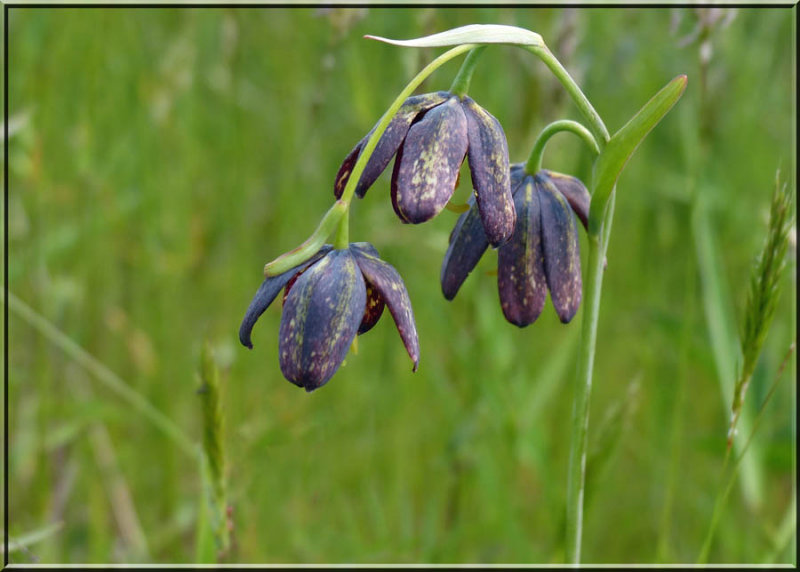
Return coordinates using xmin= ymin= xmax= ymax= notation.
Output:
xmin=334 ymin=92 xmax=450 ymax=199
xmin=278 ymin=250 xmax=366 ymax=391
xmin=543 ymin=170 xmax=591 ymax=231
xmin=497 ymin=176 xmax=547 ymax=327
xmin=392 ymin=97 xmax=468 ymax=224
xmin=537 ymin=176 xmax=582 ymax=323
xmin=351 ymin=245 xmax=420 ymax=370
xmin=462 ymin=96 xmax=514 ymax=246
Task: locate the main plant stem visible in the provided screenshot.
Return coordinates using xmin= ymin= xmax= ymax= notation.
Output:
xmin=525 ymin=44 xmax=613 ymax=564
xmin=565 ymin=231 xmax=605 ymax=564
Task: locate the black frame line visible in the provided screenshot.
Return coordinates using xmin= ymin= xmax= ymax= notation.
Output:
xmin=0 ymin=3 xmax=795 ymax=8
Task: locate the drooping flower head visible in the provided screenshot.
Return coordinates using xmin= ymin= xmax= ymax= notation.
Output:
xmin=441 ymin=165 xmax=591 ymax=327
xmin=334 ymin=91 xmax=516 ymax=247
xmin=240 ymin=243 xmax=419 ymax=392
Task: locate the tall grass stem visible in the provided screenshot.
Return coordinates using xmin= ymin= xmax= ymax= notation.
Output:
xmin=698 ymin=341 xmax=796 ymax=563
xmin=5 ymin=291 xmax=196 ymax=459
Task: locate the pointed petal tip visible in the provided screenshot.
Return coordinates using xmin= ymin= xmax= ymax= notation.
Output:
xmin=351 ymin=248 xmax=420 ymax=368
xmin=440 ymin=197 xmax=489 ymax=300
xmin=556 ymin=304 xmax=580 ymax=324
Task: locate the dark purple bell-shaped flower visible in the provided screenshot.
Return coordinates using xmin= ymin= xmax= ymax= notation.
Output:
xmin=239 ymin=243 xmax=419 ymax=392
xmin=334 ymin=91 xmax=515 ymax=247
xmin=441 ymin=165 xmax=591 ymax=327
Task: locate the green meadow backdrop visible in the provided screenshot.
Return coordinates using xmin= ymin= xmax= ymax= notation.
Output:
xmin=5 ymin=6 xmax=796 ymax=564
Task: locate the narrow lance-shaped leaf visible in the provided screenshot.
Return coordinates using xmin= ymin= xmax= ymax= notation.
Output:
xmin=589 ymin=75 xmax=687 ymax=236
xmin=366 ymin=24 xmax=544 ymax=48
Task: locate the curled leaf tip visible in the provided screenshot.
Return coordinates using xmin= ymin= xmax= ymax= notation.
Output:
xmin=366 ymin=24 xmax=544 ymax=49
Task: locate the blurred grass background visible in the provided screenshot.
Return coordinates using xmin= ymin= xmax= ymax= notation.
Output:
xmin=4 ymin=6 xmax=796 ymax=564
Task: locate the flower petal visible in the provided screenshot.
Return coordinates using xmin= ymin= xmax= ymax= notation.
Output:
xmin=462 ymin=96 xmax=515 ymax=246
xmin=538 ymin=175 xmax=582 ymax=323
xmin=510 ymin=162 xmax=527 ymax=192
xmin=351 ymin=245 xmax=420 ymax=371
xmin=543 ymin=169 xmax=591 ymax=231
xmin=333 ymin=140 xmax=363 ymax=199
xmin=347 ymin=243 xmax=386 ymax=334
xmin=358 ymin=281 xmax=386 ymax=335
xmin=440 ymin=195 xmax=488 ymax=300
xmin=440 ymin=164 xmax=527 ymax=300
xmin=334 ymin=92 xmax=450 ymax=199
xmin=238 ymin=246 xmax=332 ymax=349
xmin=497 ymin=175 xmax=547 ymax=326
xmin=279 ymin=249 xmax=367 ymax=391
xmin=391 ymin=97 xmax=468 ymax=224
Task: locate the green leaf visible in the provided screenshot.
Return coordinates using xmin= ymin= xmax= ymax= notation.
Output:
xmin=366 ymin=24 xmax=544 ymax=48
xmin=588 ymin=75 xmax=687 ymax=236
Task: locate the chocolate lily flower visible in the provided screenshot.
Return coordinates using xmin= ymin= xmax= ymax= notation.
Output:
xmin=239 ymin=243 xmax=419 ymax=392
xmin=334 ymin=91 xmax=515 ymax=246
xmin=441 ymin=165 xmax=591 ymax=327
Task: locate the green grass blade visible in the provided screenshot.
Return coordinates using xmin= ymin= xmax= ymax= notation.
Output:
xmin=691 ymin=194 xmax=764 ymax=512
xmin=5 ymin=291 xmax=196 ymax=460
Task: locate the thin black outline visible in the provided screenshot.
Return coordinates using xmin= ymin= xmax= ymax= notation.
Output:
xmin=0 ymin=3 xmax=795 ymax=8
xmin=4 ymin=3 xmax=9 ymax=567
xmin=1 ymin=3 xmax=796 ymax=569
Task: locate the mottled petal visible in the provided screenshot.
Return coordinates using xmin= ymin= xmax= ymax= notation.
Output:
xmin=239 ymin=246 xmax=332 ymax=349
xmin=346 ymin=243 xmax=386 ymax=334
xmin=333 ymin=140 xmax=363 ymax=199
xmin=538 ymin=175 xmax=582 ymax=323
xmin=510 ymin=163 xmax=527 ymax=192
xmin=440 ymin=195 xmax=489 ymax=300
xmin=351 ymin=246 xmax=420 ymax=371
xmin=391 ymin=97 xmax=469 ymax=224
xmin=358 ymin=281 xmax=386 ymax=334
xmin=462 ymin=96 xmax=515 ymax=246
xmin=279 ymin=250 xmax=367 ymax=391
xmin=497 ymin=175 xmax=547 ymax=327
xmin=334 ymin=92 xmax=450 ymax=199
xmin=349 ymin=242 xmax=379 ymax=257
xmin=543 ymin=169 xmax=591 ymax=231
